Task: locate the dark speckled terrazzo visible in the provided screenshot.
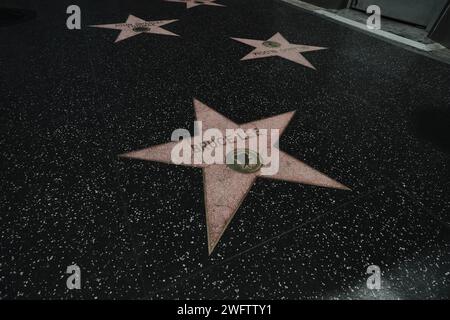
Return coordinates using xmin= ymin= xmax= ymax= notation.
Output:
xmin=155 ymin=189 xmax=450 ymax=299
xmin=1 ymin=0 xmax=449 ymax=299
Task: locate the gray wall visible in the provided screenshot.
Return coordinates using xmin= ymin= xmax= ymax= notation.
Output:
xmin=430 ymin=4 xmax=450 ymax=47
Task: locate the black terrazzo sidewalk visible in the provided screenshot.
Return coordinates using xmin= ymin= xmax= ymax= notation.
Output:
xmin=1 ymin=0 xmax=449 ymax=299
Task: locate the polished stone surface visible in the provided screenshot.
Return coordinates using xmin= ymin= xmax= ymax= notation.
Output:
xmin=0 ymin=0 xmax=449 ymax=299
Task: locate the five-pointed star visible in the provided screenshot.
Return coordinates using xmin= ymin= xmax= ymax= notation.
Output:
xmin=120 ymin=99 xmax=349 ymax=254
xmin=165 ymin=0 xmax=226 ymax=9
xmin=231 ymin=32 xmax=327 ymax=69
xmin=90 ymin=14 xmax=179 ymax=43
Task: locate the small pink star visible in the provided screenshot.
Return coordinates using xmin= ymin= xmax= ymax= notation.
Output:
xmin=232 ymin=32 xmax=327 ymax=69
xmin=90 ymin=14 xmax=179 ymax=43
xmin=165 ymin=0 xmax=226 ymax=9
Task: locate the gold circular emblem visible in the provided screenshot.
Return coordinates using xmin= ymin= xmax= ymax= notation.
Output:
xmin=262 ymin=41 xmax=281 ymax=48
xmin=226 ymin=149 xmax=263 ymax=174
xmin=133 ymin=26 xmax=150 ymax=32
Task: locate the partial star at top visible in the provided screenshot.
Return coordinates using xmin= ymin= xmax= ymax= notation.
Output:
xmin=120 ymin=99 xmax=350 ymax=255
xmin=90 ymin=14 xmax=179 ymax=43
xmin=165 ymin=0 xmax=225 ymax=9
xmin=231 ymin=32 xmax=327 ymax=69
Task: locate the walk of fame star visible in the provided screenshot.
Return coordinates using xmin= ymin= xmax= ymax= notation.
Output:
xmin=231 ymin=32 xmax=327 ymax=69
xmin=120 ymin=99 xmax=349 ymax=254
xmin=90 ymin=14 xmax=179 ymax=43
xmin=165 ymin=0 xmax=226 ymax=9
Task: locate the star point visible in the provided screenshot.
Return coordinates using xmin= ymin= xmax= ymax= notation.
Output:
xmin=165 ymin=0 xmax=226 ymax=9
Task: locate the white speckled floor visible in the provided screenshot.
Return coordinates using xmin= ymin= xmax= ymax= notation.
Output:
xmin=1 ymin=0 xmax=449 ymax=299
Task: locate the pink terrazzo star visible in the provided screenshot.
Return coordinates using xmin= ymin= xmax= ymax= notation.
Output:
xmin=90 ymin=14 xmax=179 ymax=43
xmin=232 ymin=32 xmax=327 ymax=69
xmin=120 ymin=99 xmax=349 ymax=254
xmin=165 ymin=0 xmax=225 ymax=9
